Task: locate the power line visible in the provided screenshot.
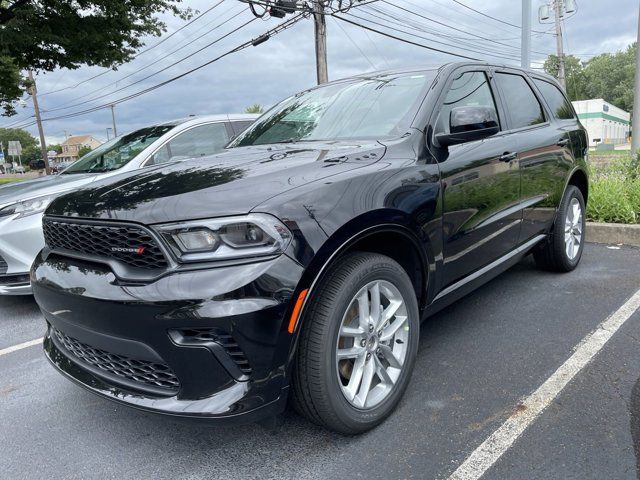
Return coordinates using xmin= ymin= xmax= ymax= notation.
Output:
xmin=379 ymin=2 xmax=552 ymax=57
xmin=330 ymin=16 xmax=378 ymax=70
xmin=9 ymin=14 xmax=306 ymax=129
xmin=43 ymin=5 xmax=247 ymax=113
xmin=38 ymin=0 xmax=226 ymax=97
xmin=451 ymin=0 xmax=553 ymax=35
xmin=43 ymin=16 xmax=258 ymax=114
xmin=344 ymin=10 xmax=522 ymax=62
xmin=333 ymin=14 xmax=482 ymax=61
xmin=361 ymin=5 xmax=528 ymax=59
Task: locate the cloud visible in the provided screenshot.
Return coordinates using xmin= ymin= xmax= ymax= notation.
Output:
xmin=3 ymin=0 xmax=638 ymax=144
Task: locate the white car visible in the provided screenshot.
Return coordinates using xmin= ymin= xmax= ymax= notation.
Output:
xmin=0 ymin=113 xmax=258 ymax=294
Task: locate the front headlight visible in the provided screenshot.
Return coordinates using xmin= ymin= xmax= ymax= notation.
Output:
xmin=0 ymin=194 xmax=56 ymax=219
xmin=155 ymin=213 xmax=293 ymax=263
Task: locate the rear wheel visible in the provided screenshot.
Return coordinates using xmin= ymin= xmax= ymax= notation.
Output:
xmin=534 ymin=185 xmax=586 ymax=272
xmin=291 ymin=252 xmax=419 ymax=434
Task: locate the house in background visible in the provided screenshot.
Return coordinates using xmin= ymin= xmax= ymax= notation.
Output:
xmin=55 ymin=135 xmax=102 ymax=163
xmin=572 ymin=99 xmax=630 ymax=147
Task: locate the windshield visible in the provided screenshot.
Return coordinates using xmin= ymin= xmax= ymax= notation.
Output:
xmin=62 ymin=125 xmax=175 ymax=174
xmin=229 ymin=71 xmax=436 ymax=147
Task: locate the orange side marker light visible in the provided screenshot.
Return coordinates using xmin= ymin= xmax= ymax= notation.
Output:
xmin=287 ymin=288 xmax=309 ymax=334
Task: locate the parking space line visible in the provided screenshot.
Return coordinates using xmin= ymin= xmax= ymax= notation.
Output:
xmin=448 ymin=287 xmax=640 ymax=480
xmin=0 ymin=338 xmax=42 ymax=357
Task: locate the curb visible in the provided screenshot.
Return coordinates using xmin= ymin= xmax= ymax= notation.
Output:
xmin=586 ymin=222 xmax=640 ymax=247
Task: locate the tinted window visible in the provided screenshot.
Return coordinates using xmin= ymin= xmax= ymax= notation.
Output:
xmin=533 ymin=79 xmax=575 ymax=120
xmin=230 ymin=71 xmax=436 ymax=146
xmin=495 ymin=73 xmax=545 ymax=129
xmin=436 ymin=71 xmax=498 ymax=134
xmin=150 ymin=123 xmax=229 ymax=165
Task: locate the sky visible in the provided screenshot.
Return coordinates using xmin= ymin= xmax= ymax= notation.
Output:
xmin=2 ymin=0 xmax=638 ymax=145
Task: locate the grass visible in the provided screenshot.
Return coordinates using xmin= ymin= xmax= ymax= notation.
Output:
xmin=0 ymin=177 xmax=28 ymax=185
xmin=587 ymin=155 xmax=640 ymax=224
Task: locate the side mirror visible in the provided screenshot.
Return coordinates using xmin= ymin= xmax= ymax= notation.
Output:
xmin=435 ymin=106 xmax=499 ymax=147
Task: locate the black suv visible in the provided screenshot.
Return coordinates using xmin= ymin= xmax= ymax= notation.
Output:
xmin=33 ymin=63 xmax=588 ymax=434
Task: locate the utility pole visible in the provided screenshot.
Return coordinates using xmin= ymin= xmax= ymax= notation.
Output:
xmin=521 ymin=0 xmax=532 ymax=68
xmin=28 ymin=70 xmax=51 ymax=175
xmin=554 ymin=0 xmax=566 ymax=90
xmin=110 ymin=104 xmax=118 ymax=137
xmin=313 ymin=1 xmax=328 ymax=84
xmin=632 ymin=4 xmax=640 ymax=154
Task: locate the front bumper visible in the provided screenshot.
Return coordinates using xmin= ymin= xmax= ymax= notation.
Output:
xmin=33 ymin=251 xmax=304 ymax=422
xmin=0 ymin=212 xmax=44 ymax=295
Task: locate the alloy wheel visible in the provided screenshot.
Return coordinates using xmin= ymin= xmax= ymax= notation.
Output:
xmin=564 ymin=197 xmax=583 ymax=260
xmin=335 ymin=280 xmax=410 ymax=409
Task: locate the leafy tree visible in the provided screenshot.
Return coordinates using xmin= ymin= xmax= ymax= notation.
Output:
xmin=48 ymin=144 xmax=62 ymax=154
xmin=0 ymin=127 xmax=37 ymax=153
xmin=0 ymin=0 xmax=191 ymax=116
xmin=543 ymin=54 xmax=587 ymax=101
xmin=78 ymin=145 xmax=92 ymax=158
xmin=582 ymin=43 xmax=637 ymax=113
xmin=245 ymin=104 xmax=264 ymax=114
xmin=543 ymin=43 xmax=637 ymax=114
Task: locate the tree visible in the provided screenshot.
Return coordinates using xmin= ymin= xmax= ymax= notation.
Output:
xmin=582 ymin=43 xmax=637 ymax=113
xmin=543 ymin=43 xmax=638 ymax=114
xmin=245 ymin=104 xmax=264 ymax=114
xmin=0 ymin=0 xmax=191 ymax=116
xmin=543 ymin=54 xmax=587 ymax=101
xmin=48 ymin=144 xmax=62 ymax=154
xmin=78 ymin=145 xmax=92 ymax=158
xmin=0 ymin=127 xmax=37 ymax=153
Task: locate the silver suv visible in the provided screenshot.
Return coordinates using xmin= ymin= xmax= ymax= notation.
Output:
xmin=0 ymin=113 xmax=257 ymax=294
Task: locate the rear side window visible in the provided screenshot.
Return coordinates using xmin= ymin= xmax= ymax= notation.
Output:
xmin=149 ymin=123 xmax=230 ymax=165
xmin=436 ymin=71 xmax=498 ymax=134
xmin=231 ymin=121 xmax=254 ymax=136
xmin=533 ymin=79 xmax=575 ymax=120
xmin=495 ymin=73 xmax=545 ymax=129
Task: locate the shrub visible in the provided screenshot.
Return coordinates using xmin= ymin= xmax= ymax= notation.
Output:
xmin=586 ymin=153 xmax=640 ymax=224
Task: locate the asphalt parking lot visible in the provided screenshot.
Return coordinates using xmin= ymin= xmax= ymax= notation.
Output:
xmin=2 ymin=242 xmax=640 ymax=480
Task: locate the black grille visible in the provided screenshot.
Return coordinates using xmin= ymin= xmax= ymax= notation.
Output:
xmin=0 ymin=254 xmax=6 ymax=275
xmin=179 ymin=328 xmax=252 ymax=375
xmin=53 ymin=328 xmax=180 ymax=392
xmin=43 ymin=218 xmax=168 ymax=270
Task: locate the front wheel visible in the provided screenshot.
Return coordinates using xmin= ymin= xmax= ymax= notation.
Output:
xmin=534 ymin=185 xmax=586 ymax=272
xmin=291 ymin=252 xmax=419 ymax=434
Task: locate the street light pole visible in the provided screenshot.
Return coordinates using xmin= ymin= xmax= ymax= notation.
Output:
xmin=632 ymin=4 xmax=640 ymax=154
xmin=110 ymin=104 xmax=118 ymax=137
xmin=521 ymin=0 xmax=532 ymax=69
xmin=27 ymin=70 xmax=51 ymax=175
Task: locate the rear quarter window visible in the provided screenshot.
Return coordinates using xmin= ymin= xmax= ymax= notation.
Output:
xmin=533 ymin=79 xmax=576 ymax=120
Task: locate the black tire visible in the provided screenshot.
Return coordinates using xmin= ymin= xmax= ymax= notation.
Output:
xmin=291 ymin=252 xmax=420 ymax=435
xmin=533 ymin=185 xmax=586 ymax=272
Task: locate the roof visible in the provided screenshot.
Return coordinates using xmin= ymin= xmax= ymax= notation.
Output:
xmin=156 ymin=113 xmax=260 ymax=127
xmin=62 ymin=135 xmax=99 ymax=145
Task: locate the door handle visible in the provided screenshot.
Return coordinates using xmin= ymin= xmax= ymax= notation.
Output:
xmin=499 ymin=152 xmax=517 ymax=162
xmin=557 ymin=138 xmax=570 ymax=147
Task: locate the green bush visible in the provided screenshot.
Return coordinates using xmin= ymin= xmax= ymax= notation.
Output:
xmin=586 ymin=153 xmax=640 ymax=224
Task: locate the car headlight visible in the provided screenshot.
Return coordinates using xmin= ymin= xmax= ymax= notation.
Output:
xmin=155 ymin=213 xmax=293 ymax=263
xmin=0 ymin=194 xmax=56 ymax=219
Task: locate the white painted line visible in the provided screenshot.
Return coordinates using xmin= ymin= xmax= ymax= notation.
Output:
xmin=0 ymin=338 xmax=42 ymax=357
xmin=448 ymin=287 xmax=640 ymax=480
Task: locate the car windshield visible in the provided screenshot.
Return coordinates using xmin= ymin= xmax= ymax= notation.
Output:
xmin=229 ymin=71 xmax=436 ymax=147
xmin=62 ymin=125 xmax=175 ymax=174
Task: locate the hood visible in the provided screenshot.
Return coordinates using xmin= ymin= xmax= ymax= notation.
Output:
xmin=0 ymin=173 xmax=97 ymax=207
xmin=46 ymin=141 xmax=385 ymax=224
